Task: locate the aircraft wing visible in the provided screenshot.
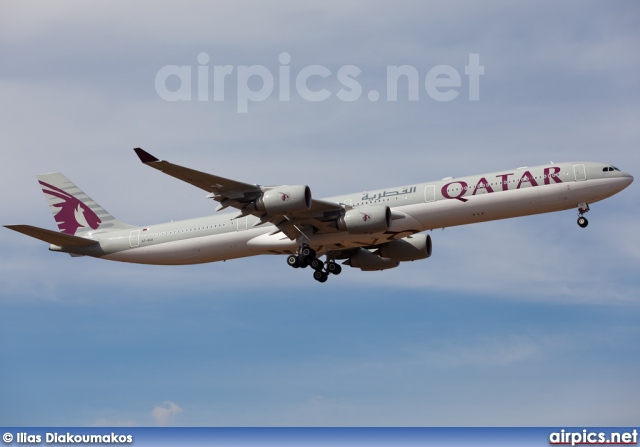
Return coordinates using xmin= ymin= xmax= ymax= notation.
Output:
xmin=134 ymin=148 xmax=345 ymax=239
xmin=134 ymin=148 xmax=258 ymax=194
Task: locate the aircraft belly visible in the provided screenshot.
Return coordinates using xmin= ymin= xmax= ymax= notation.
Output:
xmin=410 ymin=187 xmax=545 ymax=229
xmin=246 ymin=232 xmax=297 ymax=252
xmin=102 ymin=229 xmax=266 ymax=265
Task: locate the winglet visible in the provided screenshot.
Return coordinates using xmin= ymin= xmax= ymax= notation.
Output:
xmin=134 ymin=148 xmax=159 ymax=163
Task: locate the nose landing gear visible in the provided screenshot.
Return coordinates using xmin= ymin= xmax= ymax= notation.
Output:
xmin=577 ymin=202 xmax=590 ymax=228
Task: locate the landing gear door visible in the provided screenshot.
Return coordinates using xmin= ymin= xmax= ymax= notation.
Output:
xmin=573 ymin=164 xmax=586 ymax=181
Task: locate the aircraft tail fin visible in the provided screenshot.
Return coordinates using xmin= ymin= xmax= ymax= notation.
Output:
xmin=36 ymin=172 xmax=134 ymax=235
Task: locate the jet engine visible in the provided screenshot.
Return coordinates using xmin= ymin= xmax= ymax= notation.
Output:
xmin=337 ymin=205 xmax=391 ymax=234
xmin=345 ymin=248 xmax=399 ymax=271
xmin=378 ymin=234 xmax=432 ymax=262
xmin=255 ymin=185 xmax=312 ymax=214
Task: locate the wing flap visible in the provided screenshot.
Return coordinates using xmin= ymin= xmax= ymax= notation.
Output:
xmin=4 ymin=225 xmax=99 ymax=247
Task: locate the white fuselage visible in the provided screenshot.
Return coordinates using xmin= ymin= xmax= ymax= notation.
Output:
xmin=67 ymin=161 xmax=633 ymax=265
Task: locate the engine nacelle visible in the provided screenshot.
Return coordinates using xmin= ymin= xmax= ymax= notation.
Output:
xmin=255 ymin=185 xmax=312 ymax=214
xmin=346 ymin=248 xmax=399 ymax=271
xmin=337 ymin=205 xmax=391 ymax=234
xmin=378 ymin=234 xmax=432 ymax=262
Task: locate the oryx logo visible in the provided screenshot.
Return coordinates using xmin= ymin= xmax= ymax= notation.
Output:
xmin=39 ymin=180 xmax=102 ymax=235
xmin=361 ymin=213 xmax=372 ymax=222
xmin=280 ymin=192 xmax=290 ymax=201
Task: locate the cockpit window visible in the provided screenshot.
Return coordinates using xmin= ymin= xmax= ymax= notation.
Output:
xmin=612 ymin=166 xmax=620 ymax=171
xmin=603 ymin=166 xmax=620 ymax=172
xmin=603 ymin=167 xmax=609 ymax=172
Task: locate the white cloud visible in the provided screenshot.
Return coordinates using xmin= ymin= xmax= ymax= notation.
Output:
xmin=151 ymin=401 xmax=183 ymax=427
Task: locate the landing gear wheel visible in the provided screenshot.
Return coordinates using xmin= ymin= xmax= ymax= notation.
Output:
xmin=326 ymin=262 xmax=342 ymax=275
xmin=300 ymin=246 xmax=316 ymax=260
xmin=313 ymin=270 xmax=328 ymax=283
xmin=577 ymin=216 xmax=588 ymax=228
xmin=576 ymin=202 xmax=590 ymax=228
xmin=287 ymin=255 xmax=300 ymax=268
xmin=310 ymin=258 xmax=324 ymax=271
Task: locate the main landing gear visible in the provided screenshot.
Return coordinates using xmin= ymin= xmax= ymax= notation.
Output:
xmin=577 ymin=202 xmax=590 ymax=228
xmin=286 ymin=246 xmax=342 ymax=283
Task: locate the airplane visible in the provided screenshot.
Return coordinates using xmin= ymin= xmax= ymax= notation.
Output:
xmin=4 ymin=149 xmax=634 ymax=283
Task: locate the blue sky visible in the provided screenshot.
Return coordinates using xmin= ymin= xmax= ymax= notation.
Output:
xmin=1 ymin=1 xmax=639 ymax=426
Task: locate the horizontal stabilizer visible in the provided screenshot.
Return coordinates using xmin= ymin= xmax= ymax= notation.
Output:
xmin=4 ymin=225 xmax=99 ymax=247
